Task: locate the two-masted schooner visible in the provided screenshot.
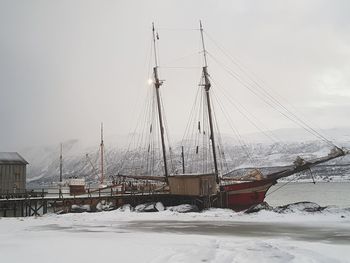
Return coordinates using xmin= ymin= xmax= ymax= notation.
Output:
xmin=118 ymin=22 xmax=348 ymax=211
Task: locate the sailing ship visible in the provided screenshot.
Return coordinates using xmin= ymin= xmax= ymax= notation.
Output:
xmin=57 ymin=143 xmax=86 ymax=196
xmin=118 ymin=22 xmax=348 ymax=211
xmin=58 ymin=123 xmax=108 ymax=196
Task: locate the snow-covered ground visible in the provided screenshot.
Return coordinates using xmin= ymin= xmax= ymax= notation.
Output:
xmin=1 ymin=207 xmax=349 ymax=263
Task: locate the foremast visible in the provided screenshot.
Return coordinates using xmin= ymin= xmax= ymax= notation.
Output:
xmin=59 ymin=143 xmax=63 ymax=183
xmin=152 ymin=23 xmax=169 ymax=182
xmin=200 ymin=21 xmax=219 ymax=183
xmin=100 ymin=122 xmax=104 ymax=185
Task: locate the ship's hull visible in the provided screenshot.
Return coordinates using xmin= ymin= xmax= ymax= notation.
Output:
xmin=220 ymin=179 xmax=276 ymax=211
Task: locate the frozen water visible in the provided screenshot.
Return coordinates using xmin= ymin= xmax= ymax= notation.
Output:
xmin=1 ymin=206 xmax=349 ymax=263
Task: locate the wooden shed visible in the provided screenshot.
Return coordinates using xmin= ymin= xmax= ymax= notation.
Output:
xmin=168 ymin=173 xmax=217 ymax=196
xmin=0 ymin=152 xmax=28 ymax=193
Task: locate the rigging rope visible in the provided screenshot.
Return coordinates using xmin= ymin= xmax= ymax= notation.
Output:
xmin=159 ymin=91 xmax=176 ymax=174
xmin=210 ymin=82 xmax=254 ymax=162
xmin=203 ymin=31 xmax=335 ymax=147
xmin=265 ymin=175 xmax=300 ymax=197
xmin=210 ymin=76 xmax=280 ymax=144
xmin=157 ymin=28 xmax=198 ymax=31
xmin=210 ymin=88 xmax=252 ymax=168
xmin=117 ymin=36 xmax=154 ymax=174
xmin=210 ymin=90 xmax=229 ymax=174
xmin=160 ymin=66 xmax=201 ymax=69
xmin=181 ymin=83 xmax=202 ymax=173
xmin=207 ymin=52 xmax=335 ymax=147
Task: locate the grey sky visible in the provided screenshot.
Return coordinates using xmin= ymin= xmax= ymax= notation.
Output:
xmin=0 ymin=0 xmax=349 ymax=151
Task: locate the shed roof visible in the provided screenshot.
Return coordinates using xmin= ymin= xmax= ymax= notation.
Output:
xmin=0 ymin=152 xmax=28 ymax=165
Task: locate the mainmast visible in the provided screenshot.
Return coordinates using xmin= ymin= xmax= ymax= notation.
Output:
xmin=59 ymin=143 xmax=63 ymax=198
xmin=100 ymin=122 xmax=104 ymax=185
xmin=200 ymin=21 xmax=219 ymax=183
xmin=152 ymin=23 xmax=169 ymax=181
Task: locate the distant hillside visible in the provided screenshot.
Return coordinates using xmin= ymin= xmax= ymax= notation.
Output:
xmin=21 ymin=127 xmax=350 ymax=187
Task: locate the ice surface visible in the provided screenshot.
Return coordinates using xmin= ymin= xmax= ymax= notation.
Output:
xmin=0 ymin=207 xmax=349 ymax=263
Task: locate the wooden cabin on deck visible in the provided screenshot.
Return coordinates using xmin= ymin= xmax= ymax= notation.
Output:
xmin=168 ymin=173 xmax=217 ymax=196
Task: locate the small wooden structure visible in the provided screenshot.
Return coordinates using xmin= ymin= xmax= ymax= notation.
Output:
xmin=0 ymin=152 xmax=28 ymax=193
xmin=168 ymin=173 xmax=217 ymax=196
xmin=68 ymin=178 xmax=86 ymax=195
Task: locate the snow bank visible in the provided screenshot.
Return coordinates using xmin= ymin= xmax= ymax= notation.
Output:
xmin=1 ymin=205 xmax=349 ymax=263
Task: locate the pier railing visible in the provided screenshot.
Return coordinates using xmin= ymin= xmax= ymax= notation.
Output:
xmin=0 ymin=184 xmax=175 ymax=217
xmin=0 ymin=189 xmax=47 ymax=200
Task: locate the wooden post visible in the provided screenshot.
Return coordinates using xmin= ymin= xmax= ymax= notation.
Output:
xmin=181 ymin=146 xmax=185 ymax=174
xmin=34 ymin=201 xmax=38 ymax=216
xmin=21 ymin=201 xmax=24 ymax=217
xmin=43 ymin=201 xmax=47 ymax=214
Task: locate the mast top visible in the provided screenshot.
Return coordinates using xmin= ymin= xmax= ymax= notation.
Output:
xmin=100 ymin=122 xmax=104 ymax=145
xmin=200 ymin=21 xmax=211 ymax=93
xmin=152 ymin=22 xmax=159 ymax=68
xmin=199 ymin=20 xmax=208 ymax=68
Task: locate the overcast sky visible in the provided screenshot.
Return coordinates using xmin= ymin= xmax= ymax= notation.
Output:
xmin=0 ymin=0 xmax=349 ymax=151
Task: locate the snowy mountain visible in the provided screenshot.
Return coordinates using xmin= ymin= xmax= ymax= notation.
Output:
xmin=22 ymin=127 xmax=350 ymax=187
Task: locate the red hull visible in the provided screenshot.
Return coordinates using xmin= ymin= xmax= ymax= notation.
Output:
xmin=220 ymin=179 xmax=276 ymax=211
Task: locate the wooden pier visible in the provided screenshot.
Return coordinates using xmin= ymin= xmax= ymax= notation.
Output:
xmin=0 ymin=188 xmax=224 ymax=217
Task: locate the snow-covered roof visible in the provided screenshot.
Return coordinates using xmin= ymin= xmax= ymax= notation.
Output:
xmin=0 ymin=152 xmax=28 ymax=165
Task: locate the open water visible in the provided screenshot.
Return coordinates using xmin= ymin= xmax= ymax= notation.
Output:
xmin=265 ymin=182 xmax=350 ymax=208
